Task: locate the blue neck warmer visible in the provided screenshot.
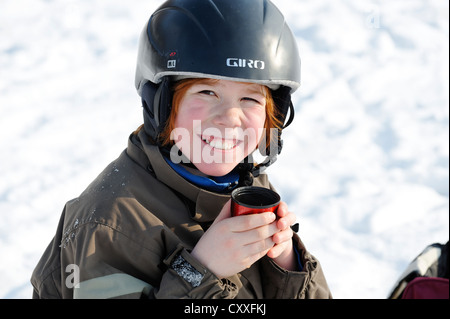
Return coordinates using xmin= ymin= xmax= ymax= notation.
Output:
xmin=163 ymin=157 xmax=240 ymax=193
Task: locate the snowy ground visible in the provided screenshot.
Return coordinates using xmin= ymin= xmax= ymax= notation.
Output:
xmin=0 ymin=0 xmax=448 ymax=299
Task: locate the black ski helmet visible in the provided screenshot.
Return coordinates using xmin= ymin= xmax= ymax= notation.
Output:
xmin=135 ymin=0 xmax=301 ymax=174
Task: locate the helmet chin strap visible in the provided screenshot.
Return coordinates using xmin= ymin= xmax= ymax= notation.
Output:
xmin=250 ymin=133 xmax=283 ymax=177
xmin=251 ymin=153 xmax=278 ymax=177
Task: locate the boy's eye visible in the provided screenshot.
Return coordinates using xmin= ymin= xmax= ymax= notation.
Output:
xmin=199 ymin=90 xmax=216 ymax=96
xmin=242 ymin=97 xmax=264 ymax=105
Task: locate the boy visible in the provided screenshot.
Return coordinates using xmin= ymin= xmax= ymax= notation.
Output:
xmin=31 ymin=0 xmax=331 ymax=299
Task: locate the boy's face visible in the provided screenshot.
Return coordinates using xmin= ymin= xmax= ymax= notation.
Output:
xmin=173 ymin=79 xmax=266 ymax=176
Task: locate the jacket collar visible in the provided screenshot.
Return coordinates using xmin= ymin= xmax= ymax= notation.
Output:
xmin=162 ymin=155 xmax=239 ymax=193
xmin=129 ymin=130 xmax=231 ymax=223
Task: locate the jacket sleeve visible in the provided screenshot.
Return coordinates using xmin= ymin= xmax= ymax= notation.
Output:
xmin=259 ymin=234 xmax=332 ymax=299
xmin=152 ymin=244 xmax=241 ymax=299
xmin=62 ymin=222 xmax=168 ymax=299
xmin=61 ymin=219 xmax=242 ymax=299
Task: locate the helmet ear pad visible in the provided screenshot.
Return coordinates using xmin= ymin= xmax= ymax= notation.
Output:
xmin=272 ymin=86 xmax=295 ymax=130
xmin=264 ymin=86 xmax=295 ymax=156
xmin=141 ymin=78 xmax=172 ymax=143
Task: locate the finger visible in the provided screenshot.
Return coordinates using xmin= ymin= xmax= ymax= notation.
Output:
xmin=272 ymin=227 xmax=293 ymax=245
xmin=243 ymin=242 xmax=274 ymax=268
xmin=243 ymin=237 xmax=275 ymax=258
xmin=277 ymin=214 xmax=296 ymax=231
xmin=266 ymin=241 xmax=289 ymax=259
xmin=238 ymin=222 xmax=279 ymax=246
xmin=275 ymin=202 xmax=295 ymax=228
xmin=229 ymin=211 xmax=276 ymax=233
xmin=276 ymin=201 xmax=289 ymax=218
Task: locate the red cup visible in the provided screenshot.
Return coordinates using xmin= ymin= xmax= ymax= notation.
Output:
xmin=231 ymin=186 xmax=281 ymax=217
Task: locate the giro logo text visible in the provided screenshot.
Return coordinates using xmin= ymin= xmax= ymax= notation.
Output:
xmin=226 ymin=58 xmax=265 ymax=70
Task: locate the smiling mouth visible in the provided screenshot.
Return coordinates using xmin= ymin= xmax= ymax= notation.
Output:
xmin=201 ymin=135 xmax=240 ymax=150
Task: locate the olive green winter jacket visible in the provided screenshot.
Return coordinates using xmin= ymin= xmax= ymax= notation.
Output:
xmin=31 ymin=128 xmax=332 ymax=299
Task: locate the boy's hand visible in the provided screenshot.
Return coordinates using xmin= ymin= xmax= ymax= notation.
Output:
xmin=191 ymin=200 xmax=279 ymax=279
xmin=267 ymin=201 xmax=297 ymax=271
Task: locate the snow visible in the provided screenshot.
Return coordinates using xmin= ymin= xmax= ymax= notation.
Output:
xmin=0 ymin=0 xmax=448 ymax=299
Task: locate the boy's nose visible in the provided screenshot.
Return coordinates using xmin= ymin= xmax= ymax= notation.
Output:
xmin=212 ymin=105 xmax=242 ymax=128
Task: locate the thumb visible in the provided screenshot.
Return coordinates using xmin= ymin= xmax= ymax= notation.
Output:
xmin=212 ymin=199 xmax=232 ymax=225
